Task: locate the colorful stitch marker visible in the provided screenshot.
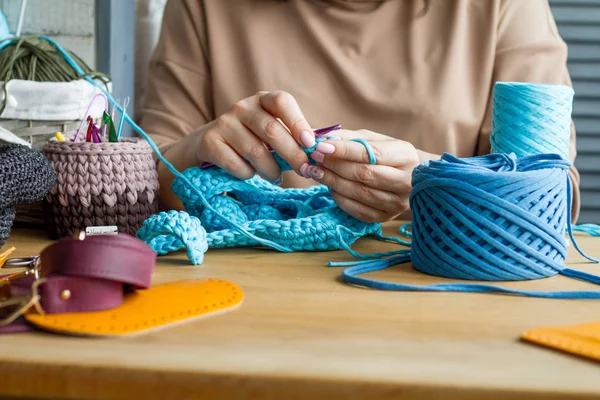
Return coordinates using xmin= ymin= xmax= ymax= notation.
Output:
xmin=85 ymin=116 xmax=94 ymax=142
xmin=117 ymin=96 xmax=130 ymax=139
xmin=103 ymin=111 xmax=118 ymax=143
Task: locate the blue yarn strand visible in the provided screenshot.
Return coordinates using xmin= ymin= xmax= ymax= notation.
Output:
xmin=350 ymin=138 xmax=377 ymax=165
xmin=572 ymin=224 xmax=600 ymax=237
xmin=399 ymin=223 xmax=412 ymax=239
xmin=565 ymin=178 xmax=599 ymax=263
xmin=341 ymin=263 xmax=600 ymax=299
xmin=336 ymin=226 xmax=408 ymax=260
xmin=374 ymin=232 xmax=411 ymax=247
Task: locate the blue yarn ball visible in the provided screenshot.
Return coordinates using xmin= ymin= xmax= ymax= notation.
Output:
xmin=409 ymin=152 xmax=570 ymax=281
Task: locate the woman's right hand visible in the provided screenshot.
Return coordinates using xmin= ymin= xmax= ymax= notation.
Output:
xmin=192 ymin=90 xmax=315 ymax=183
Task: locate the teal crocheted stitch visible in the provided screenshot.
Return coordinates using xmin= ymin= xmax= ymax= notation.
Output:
xmin=137 ymin=138 xmax=389 ymax=264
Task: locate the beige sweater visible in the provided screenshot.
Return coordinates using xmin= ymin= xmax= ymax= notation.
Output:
xmin=139 ymin=0 xmax=580 ymax=220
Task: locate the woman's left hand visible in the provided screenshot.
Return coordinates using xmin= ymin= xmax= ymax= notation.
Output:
xmin=300 ymin=130 xmax=422 ymax=222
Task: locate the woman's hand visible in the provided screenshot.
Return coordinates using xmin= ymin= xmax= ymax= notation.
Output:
xmin=301 ymin=130 xmax=424 ymax=223
xmin=193 ymin=91 xmax=315 ymax=183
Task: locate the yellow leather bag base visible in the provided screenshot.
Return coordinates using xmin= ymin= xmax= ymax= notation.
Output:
xmin=25 ymin=278 xmax=243 ymax=337
xmin=521 ymin=322 xmax=600 ymax=362
xmin=0 ymin=246 xmax=16 ymax=268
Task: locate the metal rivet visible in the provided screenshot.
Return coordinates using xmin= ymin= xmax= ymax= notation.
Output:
xmin=60 ymin=289 xmax=71 ymax=300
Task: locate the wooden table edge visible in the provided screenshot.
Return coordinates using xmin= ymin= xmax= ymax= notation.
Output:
xmin=1 ymin=359 xmax=599 ymax=400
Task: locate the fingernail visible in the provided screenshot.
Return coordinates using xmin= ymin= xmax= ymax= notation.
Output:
xmin=273 ymin=175 xmax=283 ymax=186
xmin=311 ymin=151 xmax=324 ymax=163
xmin=300 ymin=130 xmax=316 ymax=148
xmin=316 ymin=142 xmax=335 ymax=154
xmin=300 ymin=163 xmax=310 ymax=178
xmin=308 ymin=165 xmax=324 ymax=180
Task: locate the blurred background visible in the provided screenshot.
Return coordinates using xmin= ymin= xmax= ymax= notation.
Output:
xmin=0 ymin=0 xmax=598 ymax=222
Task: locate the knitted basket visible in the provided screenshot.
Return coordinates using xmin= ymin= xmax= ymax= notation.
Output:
xmin=42 ymin=136 xmax=159 ymax=239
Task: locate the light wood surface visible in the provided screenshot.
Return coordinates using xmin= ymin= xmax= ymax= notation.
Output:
xmin=1 ymin=223 xmax=600 ymax=399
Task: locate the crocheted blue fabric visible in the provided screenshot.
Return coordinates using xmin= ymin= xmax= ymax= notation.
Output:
xmin=137 ymin=138 xmax=382 ymax=264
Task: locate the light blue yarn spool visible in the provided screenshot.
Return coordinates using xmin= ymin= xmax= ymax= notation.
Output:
xmin=490 ymin=82 xmax=573 ymax=160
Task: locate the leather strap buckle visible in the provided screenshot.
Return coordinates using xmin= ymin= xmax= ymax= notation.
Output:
xmin=0 ymin=255 xmax=40 ymax=303
xmin=2 ymin=255 xmax=40 ymax=268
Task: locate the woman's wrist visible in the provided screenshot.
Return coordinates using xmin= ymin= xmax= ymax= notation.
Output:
xmin=416 ymin=149 xmax=441 ymax=164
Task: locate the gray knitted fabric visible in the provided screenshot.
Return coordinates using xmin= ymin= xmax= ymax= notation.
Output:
xmin=0 ymin=144 xmax=56 ymax=247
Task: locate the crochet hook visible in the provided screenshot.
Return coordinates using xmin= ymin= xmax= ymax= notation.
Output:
xmin=199 ymin=124 xmax=341 ymax=169
xmin=117 ymin=96 xmax=130 ymax=139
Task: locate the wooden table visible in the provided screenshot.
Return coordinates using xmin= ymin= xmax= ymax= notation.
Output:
xmin=1 ymin=223 xmax=599 ymax=399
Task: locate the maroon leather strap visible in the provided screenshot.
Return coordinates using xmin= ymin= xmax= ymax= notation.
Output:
xmin=40 ymin=234 xmax=153 ymax=289
xmin=0 ymin=233 xmax=156 ymax=333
